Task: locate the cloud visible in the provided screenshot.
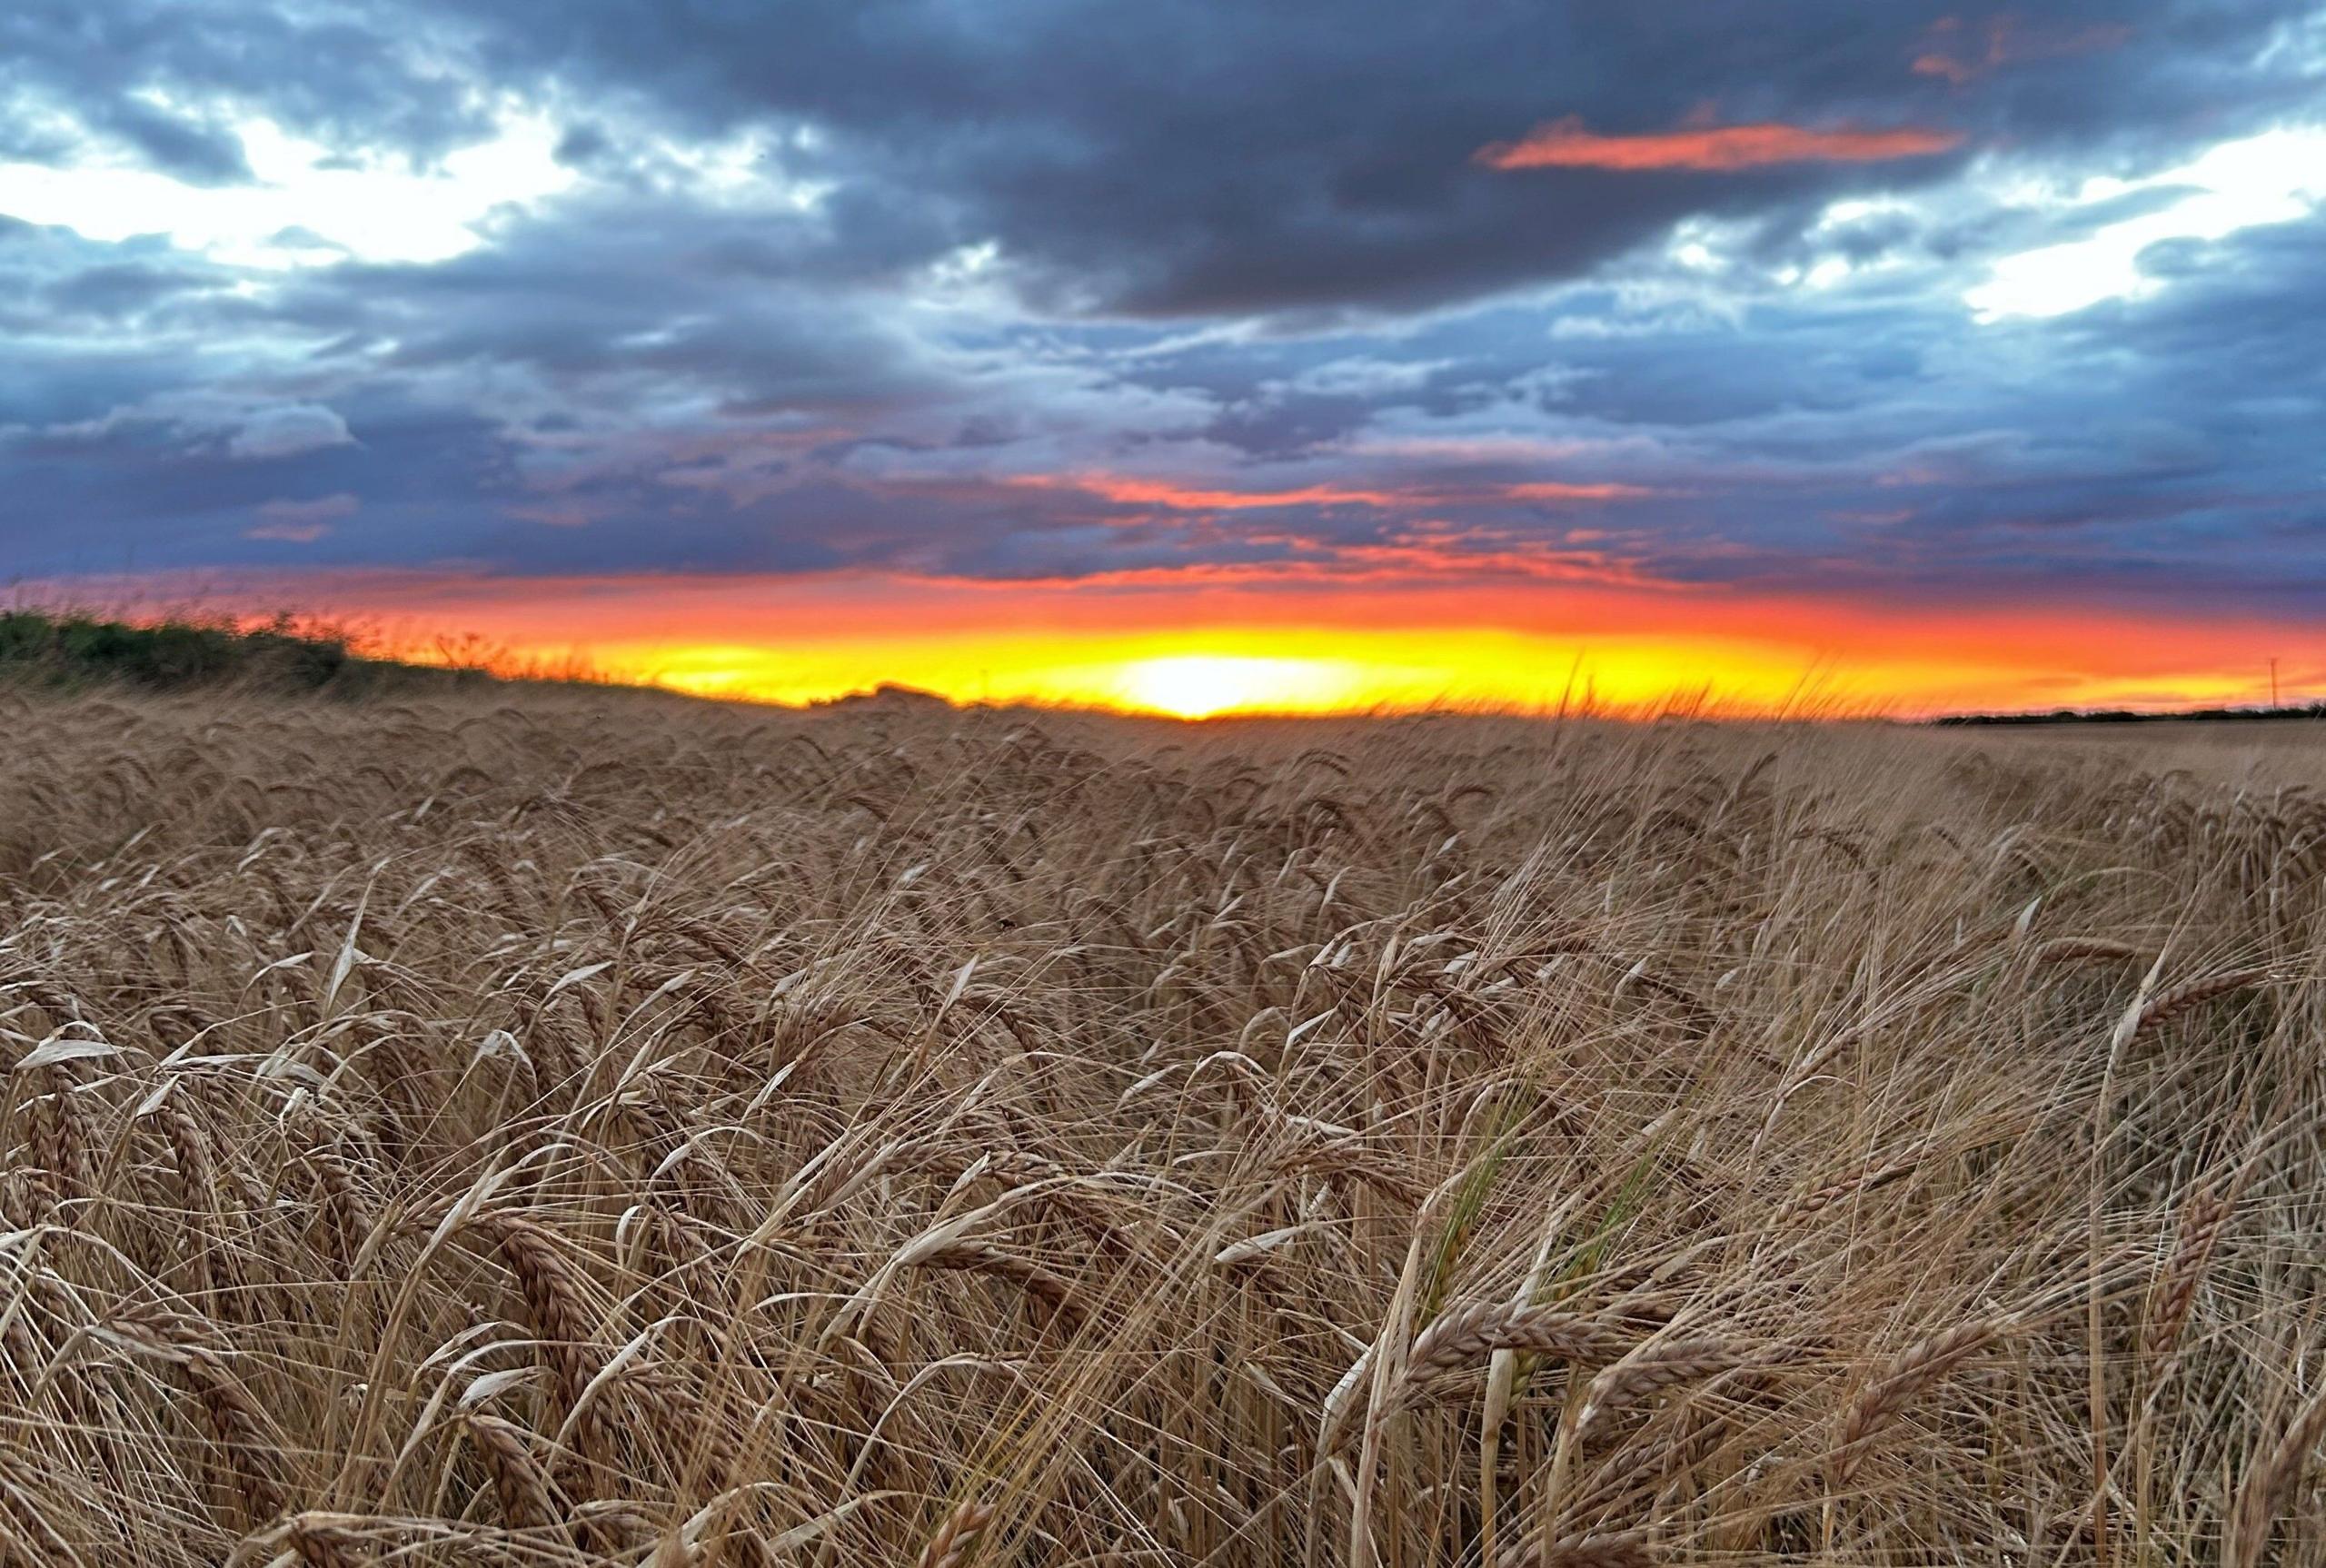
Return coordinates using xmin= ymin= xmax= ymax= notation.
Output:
xmin=1478 ymin=118 xmax=1966 ymax=173
xmin=246 ymin=491 xmax=361 ymax=542
xmin=1505 ymin=481 xmax=1655 ymax=501
xmin=1912 ymin=15 xmax=2133 ymax=87
xmin=0 ymin=0 xmax=493 ymax=174
xmin=0 ymin=0 xmax=2319 ymax=630
xmin=88 ymin=97 xmax=253 ymax=184
xmin=0 ymin=0 xmax=2307 ymax=320
xmin=1009 ymin=475 xmax=1405 ymax=511
xmin=244 ymin=520 xmax=332 ymax=542
xmin=37 ymin=261 xmax=218 ymax=319
xmin=15 ymin=388 xmax=361 ymax=463
xmin=226 ymin=404 xmax=355 ymax=460
xmin=244 ymin=0 xmax=2291 ymax=316
xmin=1004 ymin=474 xmax=1658 ymax=512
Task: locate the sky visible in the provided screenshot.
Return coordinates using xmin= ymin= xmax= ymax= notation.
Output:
xmin=3 ymin=0 xmax=2324 ymax=716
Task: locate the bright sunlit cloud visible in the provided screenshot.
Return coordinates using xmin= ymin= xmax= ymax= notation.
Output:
xmin=0 ymin=106 xmax=578 ymax=266
xmin=1968 ymin=124 xmax=2326 ymax=319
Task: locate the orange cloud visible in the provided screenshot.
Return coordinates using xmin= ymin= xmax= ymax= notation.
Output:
xmin=1913 ymin=16 xmax=2131 ymax=85
xmin=242 ymin=521 xmax=333 ymax=543
xmin=1505 ymin=481 xmax=1654 ymax=501
xmin=1911 ymin=52 xmax=1978 ymax=85
xmin=1011 ymin=472 xmax=1653 ymax=511
xmin=1477 ymin=116 xmax=1964 ymax=172
xmin=1034 ymin=475 xmax=1397 ymax=510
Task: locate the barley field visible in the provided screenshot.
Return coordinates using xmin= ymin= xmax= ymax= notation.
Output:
xmin=1 ymin=688 xmax=2321 ymax=1568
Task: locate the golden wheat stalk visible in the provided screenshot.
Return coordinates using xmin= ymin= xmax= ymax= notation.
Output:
xmin=2032 ymin=937 xmax=2142 ymax=967
xmin=1496 ymin=1526 xmax=1655 ymax=1568
xmin=1395 ymin=1302 xmax=1620 ymax=1410
xmin=2146 ymin=1181 xmax=2235 ymax=1359
xmin=900 ymin=1239 xmax=1087 ymax=1331
xmin=2228 ymin=1383 xmax=2326 ymax=1568
xmin=1829 ymin=1321 xmax=2003 ymax=1484
xmin=471 ymin=1214 xmax=613 ymax=1464
xmin=1780 ymin=1154 xmax=1920 ymax=1217
xmin=915 ymin=1500 xmax=996 ymax=1568
xmin=1575 ymin=1336 xmax=1745 ymax=1435
xmin=2128 ymin=969 xmax=2272 ymax=1038
xmin=464 ymin=1413 xmax=561 ymax=1533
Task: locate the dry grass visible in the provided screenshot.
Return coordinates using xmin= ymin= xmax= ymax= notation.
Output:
xmin=0 ymin=686 xmax=2322 ymax=1565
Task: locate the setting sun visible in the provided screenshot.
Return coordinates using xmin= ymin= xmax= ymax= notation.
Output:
xmin=1115 ymin=654 xmax=1366 ymax=718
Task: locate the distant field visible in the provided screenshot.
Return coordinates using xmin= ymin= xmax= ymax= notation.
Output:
xmin=1 ymin=686 xmax=2321 ymax=1566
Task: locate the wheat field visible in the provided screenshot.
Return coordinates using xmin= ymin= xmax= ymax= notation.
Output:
xmin=0 ymin=688 xmax=2321 ymax=1567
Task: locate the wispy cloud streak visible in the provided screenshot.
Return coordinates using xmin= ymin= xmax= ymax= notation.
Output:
xmin=1479 ymin=117 xmax=1964 ymax=172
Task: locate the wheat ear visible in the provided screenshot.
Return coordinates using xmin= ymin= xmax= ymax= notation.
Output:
xmin=1830 ymin=1321 xmax=2002 ymax=1484
xmin=466 ymin=1413 xmax=560 ymax=1533
xmin=2147 ymin=1182 xmax=2234 ymax=1358
xmin=472 ymin=1215 xmax=611 ymax=1463
xmin=1396 ymin=1302 xmax=1618 ymax=1410
xmin=2130 ymin=969 xmax=2271 ymax=1037
xmin=1496 ymin=1527 xmax=1655 ymax=1568
xmin=2228 ymin=1384 xmax=2326 ymax=1568
xmin=902 ymin=1240 xmax=1086 ymax=1331
xmin=2033 ymin=938 xmax=2142 ymax=967
xmin=1576 ymin=1337 xmax=1744 ymax=1435
xmin=916 ymin=1500 xmax=996 ymax=1568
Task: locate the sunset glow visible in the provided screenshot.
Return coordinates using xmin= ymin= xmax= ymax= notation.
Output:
xmin=1477 ymin=117 xmax=1966 ymax=172
xmin=482 ymin=624 xmax=2317 ymax=719
xmin=112 ymin=569 xmax=2305 ymax=720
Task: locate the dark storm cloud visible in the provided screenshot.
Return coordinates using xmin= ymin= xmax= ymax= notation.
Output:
xmin=403 ymin=0 xmax=2304 ymax=316
xmin=85 ymin=98 xmax=252 ymax=184
xmin=233 ymin=192 xmax=960 ymax=456
xmin=35 ymin=257 xmax=224 ymax=322
xmin=7 ymin=0 xmax=2304 ymax=313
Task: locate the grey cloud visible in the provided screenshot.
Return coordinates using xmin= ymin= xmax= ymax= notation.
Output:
xmin=401 ymin=0 xmax=2306 ymax=316
xmin=38 ymin=262 xmax=219 ymax=319
xmin=88 ymin=97 xmax=252 ymax=184
xmin=11 ymin=0 xmax=2300 ymax=315
xmin=224 ymin=404 xmax=355 ymax=460
xmin=0 ymin=0 xmax=492 ymax=169
xmin=255 ymin=492 xmax=362 ymax=526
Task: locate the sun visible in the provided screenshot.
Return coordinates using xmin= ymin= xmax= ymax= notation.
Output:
xmin=1117 ymin=654 xmax=1356 ymax=719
